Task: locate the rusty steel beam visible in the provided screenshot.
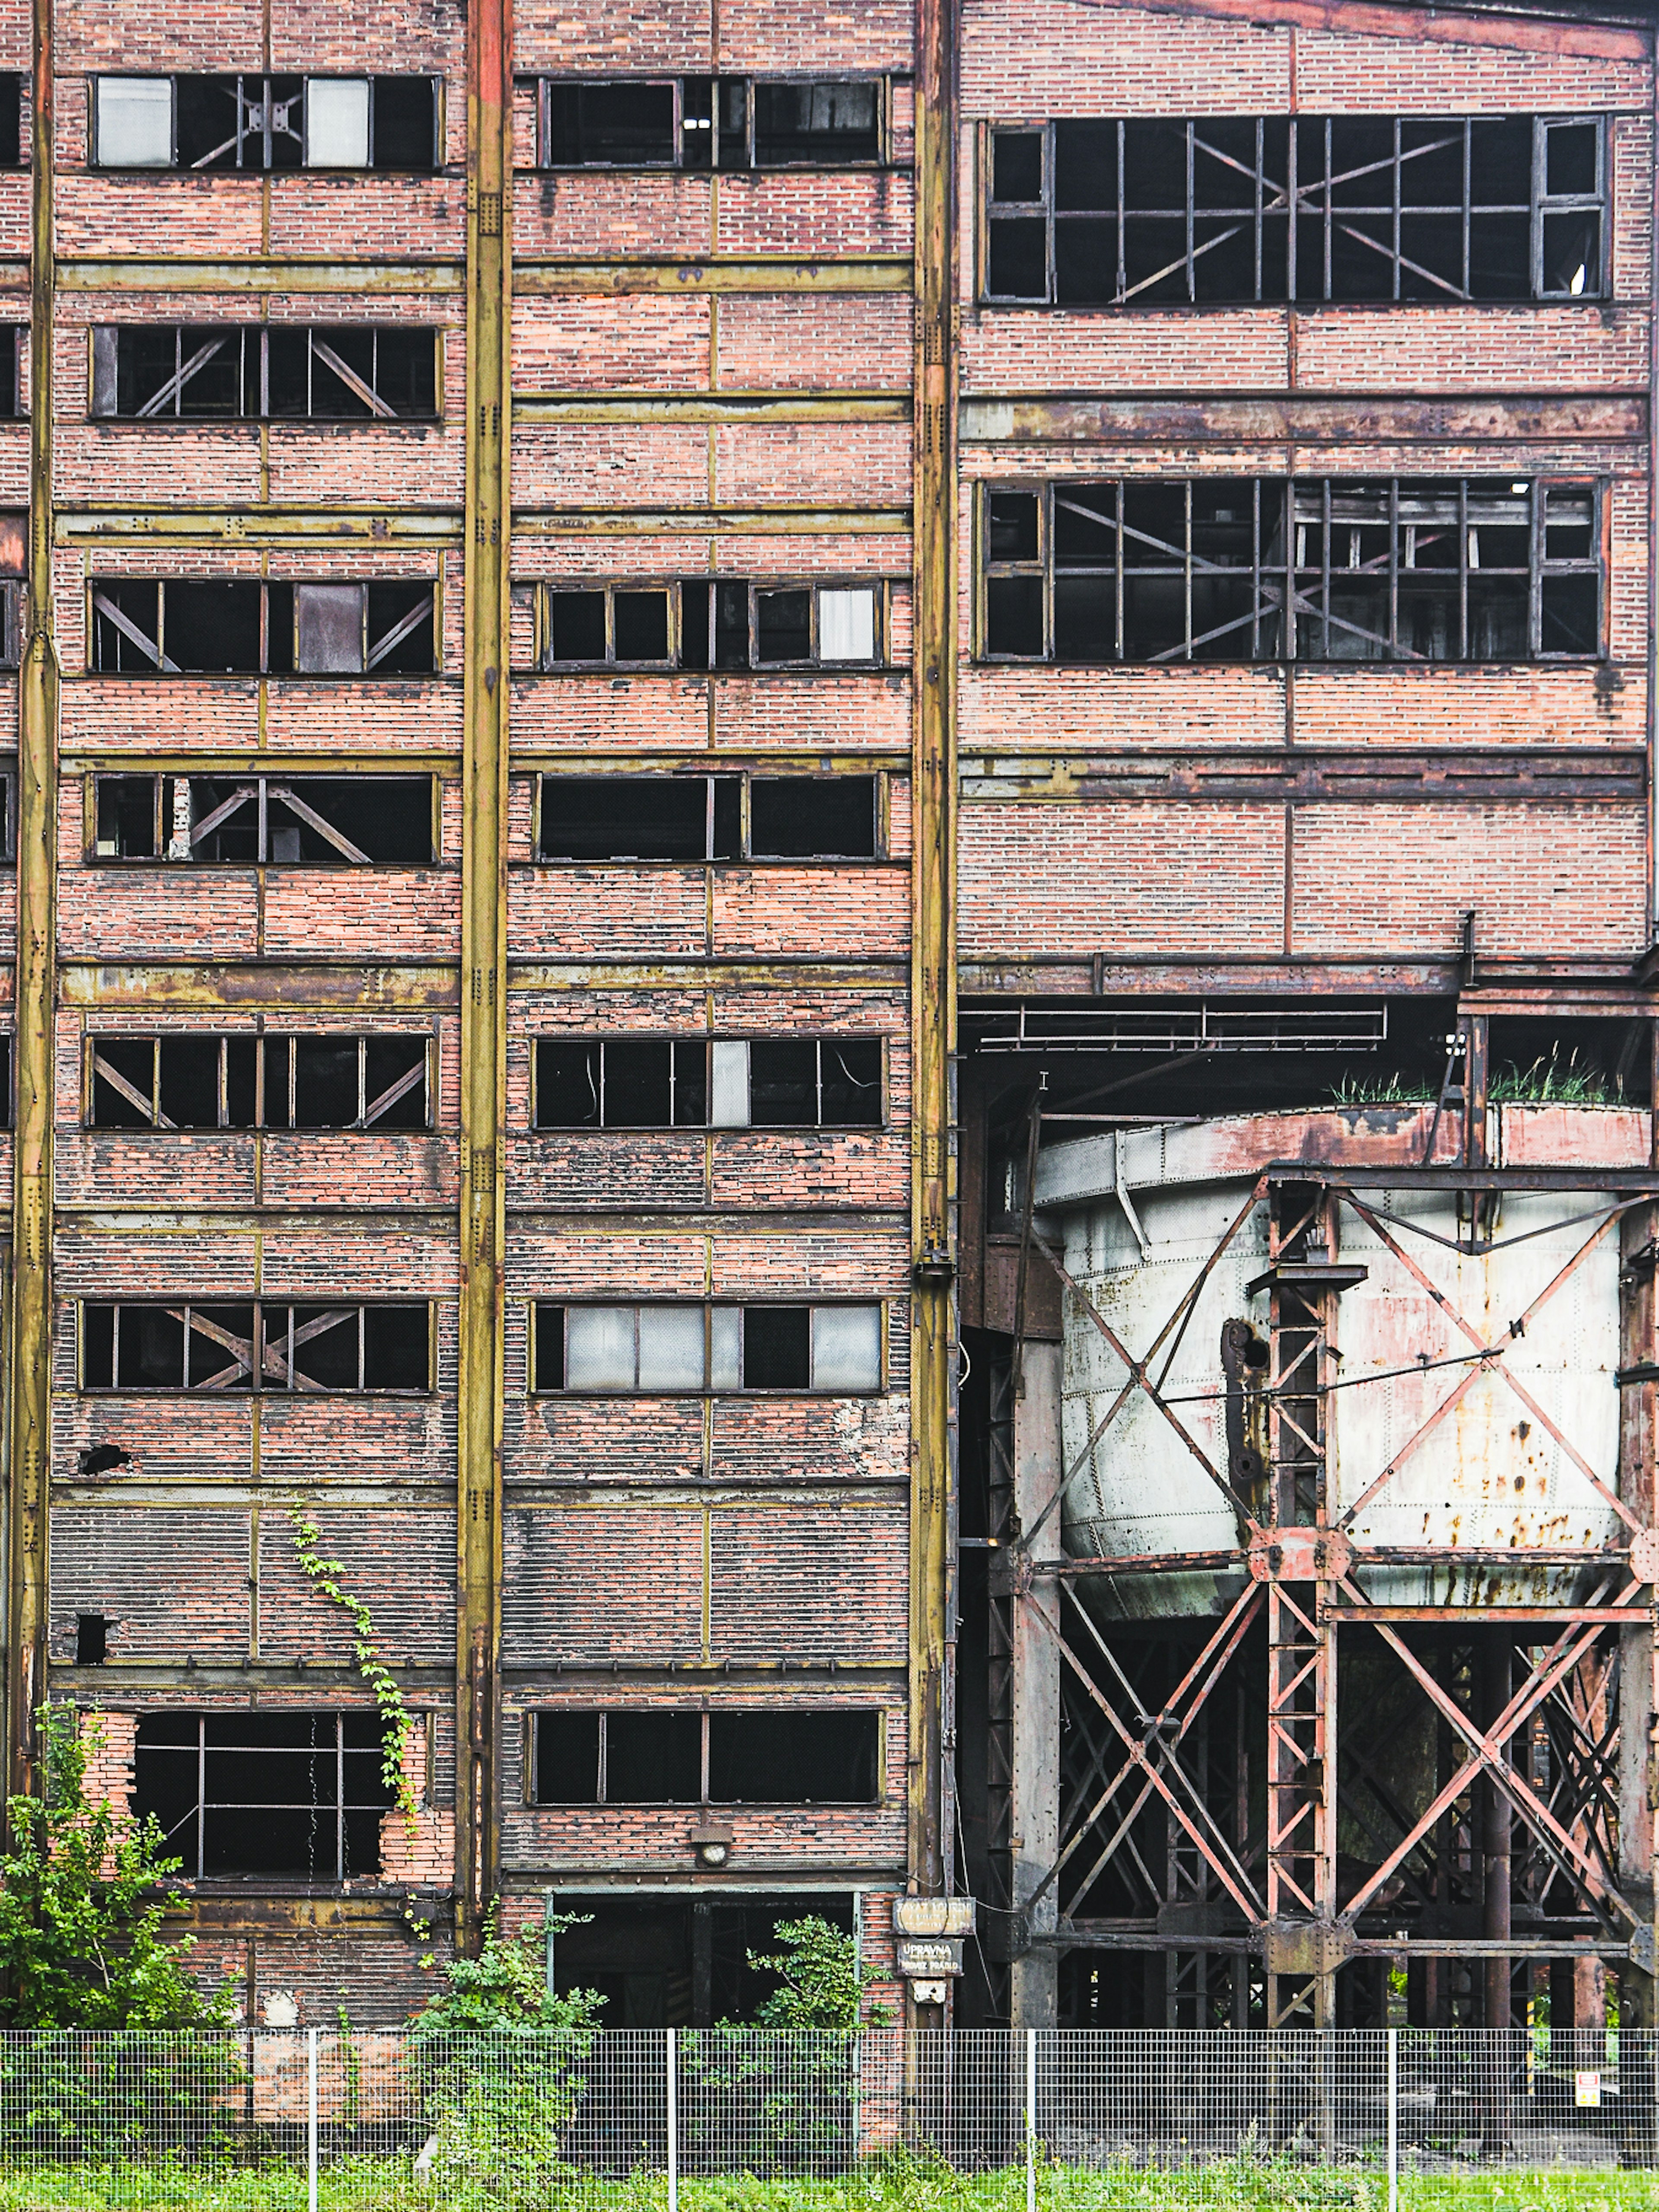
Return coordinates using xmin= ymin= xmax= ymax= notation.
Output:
xmin=513 ymin=506 xmax=912 ymax=536
xmin=455 ymin=0 xmax=512 ymax=1958
xmin=57 ymin=258 xmax=463 ymax=295
xmin=963 ymin=749 xmax=1647 ymax=807
xmin=57 ymin=509 xmax=462 ymax=545
xmin=1329 ymin=1606 xmax=1654 ymax=1624
xmin=960 ymin=394 xmax=1647 ymax=446
xmin=5 ymin=0 xmax=54 ymax=1808
xmin=1103 ymin=0 xmax=1646 ymax=62
xmin=58 ymin=963 xmax=459 ymax=1009
xmin=515 ymin=257 xmax=912 ymax=295
xmin=906 ymin=0 xmax=957 ymax=1972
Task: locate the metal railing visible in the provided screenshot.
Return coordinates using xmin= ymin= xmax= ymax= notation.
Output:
xmin=0 ymin=2025 xmax=1649 ymax=2207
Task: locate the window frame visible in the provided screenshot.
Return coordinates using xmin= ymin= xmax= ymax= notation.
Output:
xmin=86 ymin=578 xmax=441 ymax=677
xmin=89 ymin=73 xmax=443 ymax=173
xmin=86 ymin=773 xmax=442 ymax=867
xmin=529 ymin=1299 xmax=887 ymax=1396
xmin=979 ymin=113 xmax=1610 ymax=308
xmin=79 ymin=1300 xmax=437 ymax=1395
xmin=533 ymin=73 xmax=891 ymax=172
xmin=525 ymin=578 xmax=890 ymax=672
xmin=527 ymin=1707 xmax=885 ymax=1807
xmin=976 ymin=475 xmax=1605 ymax=665
xmin=84 ymin=1032 xmax=434 ymax=1132
xmin=133 ymin=1710 xmax=398 ymax=1884
xmin=533 ymin=769 xmax=887 ymax=863
xmin=530 ymin=1034 xmax=887 ymax=1131
xmin=89 ymin=324 xmax=443 ymax=423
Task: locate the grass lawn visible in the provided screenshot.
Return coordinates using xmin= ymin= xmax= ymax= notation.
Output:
xmin=10 ymin=2159 xmax=1659 ymax=2212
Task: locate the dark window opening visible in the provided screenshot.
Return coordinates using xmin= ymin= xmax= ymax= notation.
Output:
xmin=537 ymin=774 xmax=877 ymax=861
xmin=133 ymin=1712 xmax=396 ymax=1881
xmin=88 ymin=581 xmax=437 ymax=676
xmin=539 ymin=76 xmax=883 ymax=170
xmin=90 ymin=775 xmax=435 ymax=864
xmin=92 ymin=325 xmax=439 ymax=421
xmin=983 ymin=477 xmax=1602 ymax=664
xmin=531 ymin=1302 xmax=883 ymax=1394
xmin=75 ymin=1613 xmax=108 ymax=1667
xmin=534 ymin=1710 xmax=878 ymax=1806
xmin=986 ymin=114 xmax=1606 ymax=306
xmin=89 ymin=1033 xmax=429 ymax=1131
xmin=550 ymin=1892 xmax=855 ymax=2029
xmin=535 ymin=1036 xmax=880 ymax=1129
xmin=0 ymin=76 xmax=21 ymax=169
xmin=81 ymin=1303 xmax=432 ymax=1392
xmin=0 ymin=327 xmax=19 ymax=418
xmin=95 ymin=75 xmax=438 ymax=172
xmin=532 ymin=580 xmax=882 ymax=671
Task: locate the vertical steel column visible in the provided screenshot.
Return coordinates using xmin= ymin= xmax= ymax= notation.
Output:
xmin=5 ymin=0 xmax=55 ymax=1805
xmin=907 ymin=0 xmax=959 ymax=1940
xmin=456 ymin=0 xmax=512 ymax=1949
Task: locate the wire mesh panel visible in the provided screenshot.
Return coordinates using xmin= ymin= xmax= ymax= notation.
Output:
xmin=0 ymin=2025 xmax=1657 ymax=2204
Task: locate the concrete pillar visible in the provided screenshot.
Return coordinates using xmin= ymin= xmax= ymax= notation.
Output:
xmin=1009 ymin=1340 xmax=1063 ymax=2027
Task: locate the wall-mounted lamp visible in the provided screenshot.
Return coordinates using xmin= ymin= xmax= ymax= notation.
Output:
xmin=689 ymin=1819 xmax=734 ymax=1868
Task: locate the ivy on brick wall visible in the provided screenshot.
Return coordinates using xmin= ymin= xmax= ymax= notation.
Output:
xmin=287 ymin=1503 xmax=417 ymax=1824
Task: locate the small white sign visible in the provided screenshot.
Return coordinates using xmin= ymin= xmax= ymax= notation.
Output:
xmin=1575 ymin=2071 xmax=1602 ymax=2108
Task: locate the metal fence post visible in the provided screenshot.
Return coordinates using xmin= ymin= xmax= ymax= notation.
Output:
xmin=307 ymin=2025 xmax=318 ymax=2212
xmin=666 ymin=2023 xmax=679 ymax=2212
xmin=1026 ymin=2026 xmax=1037 ymax=2212
xmin=1387 ymin=2027 xmax=1398 ymax=2212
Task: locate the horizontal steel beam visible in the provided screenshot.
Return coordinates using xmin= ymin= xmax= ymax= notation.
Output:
xmin=60 ymin=963 xmax=460 ymax=1008
xmin=1329 ymin=1605 xmax=1651 ymax=1624
xmin=515 ymin=392 xmax=909 ymax=424
xmin=57 ymin=508 xmax=461 ymax=546
xmin=58 ymin=258 xmax=462 ymax=295
xmin=962 ymin=393 xmax=1647 ymax=447
xmin=963 ymin=748 xmax=1646 ymax=808
xmin=1294 ymin=1167 xmax=1659 ymax=1192
xmin=516 ymin=256 xmax=912 ymax=295
xmin=513 ymin=505 xmax=911 ymax=536
xmin=1112 ymin=0 xmax=1646 ymax=62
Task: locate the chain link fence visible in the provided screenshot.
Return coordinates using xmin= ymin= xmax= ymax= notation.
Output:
xmin=0 ymin=2026 xmax=1650 ymax=2207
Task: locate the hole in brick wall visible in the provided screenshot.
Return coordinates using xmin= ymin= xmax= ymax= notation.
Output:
xmin=75 ymin=1614 xmax=108 ymax=1666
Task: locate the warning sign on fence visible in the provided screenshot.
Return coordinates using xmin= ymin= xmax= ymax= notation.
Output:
xmin=1576 ymin=2072 xmax=1602 ymax=2108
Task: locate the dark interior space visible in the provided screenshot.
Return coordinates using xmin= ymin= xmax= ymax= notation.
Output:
xmin=551 ymin=1892 xmax=856 ymax=2025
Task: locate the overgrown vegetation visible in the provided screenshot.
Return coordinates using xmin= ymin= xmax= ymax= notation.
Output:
xmin=747 ymin=1917 xmax=895 ymax=2032
xmin=287 ymin=1504 xmax=416 ymax=1820
xmin=1328 ymin=1047 xmax=1624 ymax=1112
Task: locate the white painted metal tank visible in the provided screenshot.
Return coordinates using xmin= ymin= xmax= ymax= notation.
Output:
xmin=1032 ymin=1106 xmax=1634 ymax=1620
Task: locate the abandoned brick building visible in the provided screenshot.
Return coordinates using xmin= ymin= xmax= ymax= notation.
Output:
xmin=3 ymin=0 xmax=1659 ymax=2031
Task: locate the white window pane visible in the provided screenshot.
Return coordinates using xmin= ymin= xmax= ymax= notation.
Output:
xmin=566 ymin=1306 xmax=636 ymax=1390
xmin=817 ymin=588 xmax=876 ymax=662
xmin=710 ymin=1307 xmax=742 ymax=1391
xmin=637 ymin=1306 xmax=706 ymax=1391
xmin=810 ymin=1304 xmax=881 ymax=1392
xmin=295 ymin=584 xmax=365 ymax=674
xmin=98 ymin=78 xmax=173 ymax=167
xmin=710 ymin=1041 xmax=750 ymax=1128
xmin=306 ymin=78 xmax=371 ymax=167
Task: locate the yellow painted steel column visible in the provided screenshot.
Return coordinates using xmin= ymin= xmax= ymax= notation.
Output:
xmin=457 ymin=0 xmax=511 ymax=1947
xmin=5 ymin=0 xmax=56 ymax=1804
xmin=908 ymin=0 xmax=959 ymax=1923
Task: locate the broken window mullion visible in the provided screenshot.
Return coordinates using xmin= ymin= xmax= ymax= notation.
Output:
xmin=364 ymin=588 xmax=435 ymax=670
xmin=265 ymin=787 xmax=372 ymax=864
xmin=310 ymin=337 xmax=397 ymax=421
xmin=92 ymin=590 xmax=178 ymax=673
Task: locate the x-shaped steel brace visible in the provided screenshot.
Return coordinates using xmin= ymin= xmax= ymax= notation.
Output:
xmin=1017 ymin=1175 xmax=1270 ymax=1557
xmin=1341 ymin=1579 xmax=1644 ymax=1932
xmin=168 ymin=1303 xmax=355 ymax=1392
xmin=1335 ymin=1194 xmax=1637 ymax=1535
xmin=1020 ymin=1578 xmax=1266 ymax=1925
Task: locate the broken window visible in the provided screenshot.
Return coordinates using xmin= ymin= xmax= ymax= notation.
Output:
xmin=531 ymin=580 xmax=884 ymax=670
xmin=533 ymin=1710 xmax=879 ymax=1805
xmin=90 ymin=775 xmax=435 ymax=864
xmin=532 ymin=1301 xmax=883 ymax=1394
xmin=133 ymin=1713 xmax=396 ymax=1881
xmin=90 ymin=326 xmax=439 ymax=421
xmin=89 ymin=580 xmax=437 ymax=675
xmin=81 ymin=1302 xmax=432 ymax=1391
xmin=539 ymin=76 xmax=884 ymax=169
xmin=533 ymin=1036 xmax=882 ymax=1129
xmin=985 ymin=115 xmax=1606 ymax=305
xmin=87 ymin=1033 xmax=429 ymax=1130
xmin=93 ymin=76 xmax=439 ymax=172
xmin=981 ymin=477 xmax=1601 ymax=664
xmin=536 ymin=774 xmax=879 ymax=860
